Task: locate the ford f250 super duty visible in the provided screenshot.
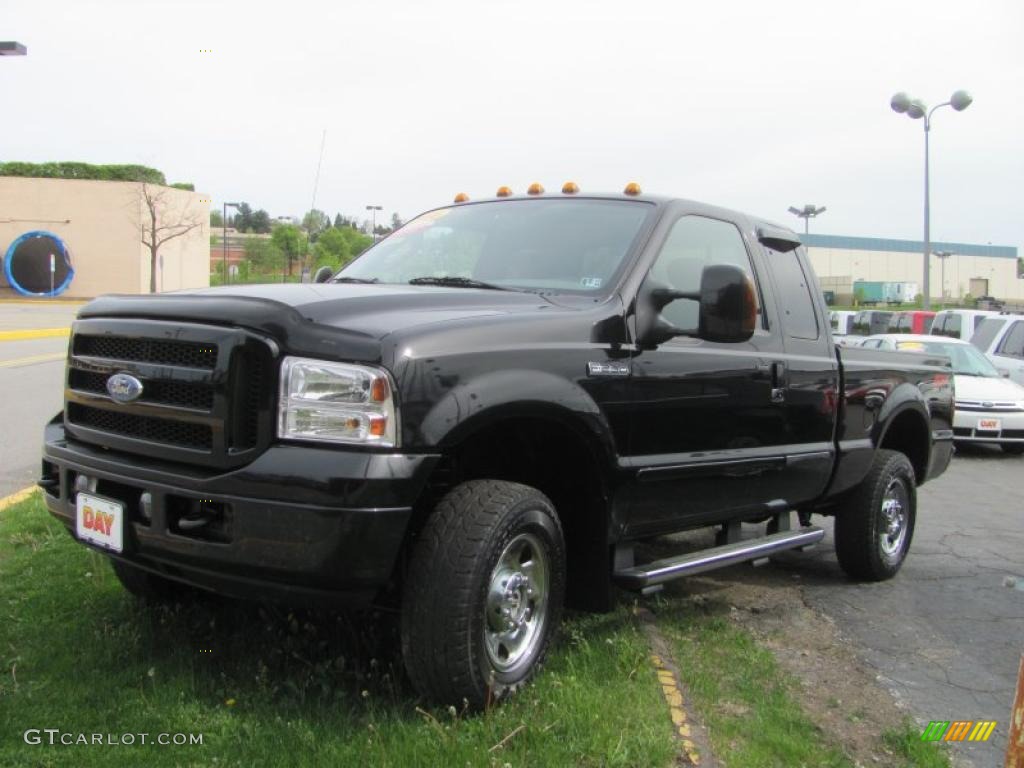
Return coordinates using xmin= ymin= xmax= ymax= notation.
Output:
xmin=40 ymin=185 xmax=954 ymax=706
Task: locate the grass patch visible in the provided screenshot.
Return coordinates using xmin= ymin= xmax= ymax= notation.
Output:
xmin=653 ymin=599 xmax=951 ymax=768
xmin=0 ymin=493 xmax=675 ymax=767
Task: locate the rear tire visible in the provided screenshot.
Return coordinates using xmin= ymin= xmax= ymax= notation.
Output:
xmin=110 ymin=559 xmax=181 ymax=602
xmin=400 ymin=480 xmax=565 ymax=707
xmin=834 ymin=449 xmax=916 ymax=581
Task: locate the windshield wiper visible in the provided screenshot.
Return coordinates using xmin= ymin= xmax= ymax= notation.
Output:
xmin=408 ymin=276 xmax=508 ymax=290
xmin=332 ymin=276 xmax=379 ymax=284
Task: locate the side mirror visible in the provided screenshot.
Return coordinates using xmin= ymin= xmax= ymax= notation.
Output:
xmin=313 ymin=266 xmax=334 ymax=283
xmin=637 ymin=264 xmax=757 ymax=348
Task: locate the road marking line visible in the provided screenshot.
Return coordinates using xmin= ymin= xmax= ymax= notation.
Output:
xmin=0 ymin=327 xmax=71 ymax=341
xmin=0 ymin=352 xmax=65 ymax=368
xmin=0 ymin=485 xmax=38 ymax=511
xmin=635 ymin=605 xmax=714 ymax=767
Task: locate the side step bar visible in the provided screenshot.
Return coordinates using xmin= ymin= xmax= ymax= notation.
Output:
xmin=613 ymin=526 xmax=825 ymax=591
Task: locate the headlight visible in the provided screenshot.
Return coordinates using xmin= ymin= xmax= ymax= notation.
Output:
xmin=278 ymin=357 xmax=398 ymax=447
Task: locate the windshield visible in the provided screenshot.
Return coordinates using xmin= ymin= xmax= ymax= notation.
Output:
xmin=334 ymin=198 xmax=653 ymax=294
xmin=894 ymin=340 xmax=1001 ymax=377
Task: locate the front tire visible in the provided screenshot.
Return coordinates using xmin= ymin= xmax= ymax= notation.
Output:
xmin=834 ymin=449 xmax=916 ymax=581
xmin=400 ymin=480 xmax=565 ymax=707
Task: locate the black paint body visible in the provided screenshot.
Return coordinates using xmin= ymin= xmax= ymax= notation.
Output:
xmin=40 ymin=195 xmax=954 ymax=606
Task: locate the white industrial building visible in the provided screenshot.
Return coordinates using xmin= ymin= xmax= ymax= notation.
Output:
xmin=803 ymin=234 xmax=1020 ymax=305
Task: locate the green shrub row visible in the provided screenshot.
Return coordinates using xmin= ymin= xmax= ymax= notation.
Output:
xmin=0 ymin=161 xmax=168 ymax=185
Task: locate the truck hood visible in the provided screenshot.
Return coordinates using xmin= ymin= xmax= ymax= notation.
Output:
xmin=953 ymin=374 xmax=1024 ymax=402
xmin=78 ymin=283 xmax=568 ymax=363
xmin=181 ymin=283 xmax=561 ymax=337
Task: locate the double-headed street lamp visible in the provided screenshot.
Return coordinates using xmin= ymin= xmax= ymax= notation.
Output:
xmin=222 ymin=202 xmax=240 ymax=284
xmin=890 ymin=89 xmax=972 ymax=309
xmin=934 ymin=250 xmax=953 ymax=303
xmin=366 ymin=205 xmax=383 ymax=241
xmin=787 ymin=204 xmax=827 ymax=235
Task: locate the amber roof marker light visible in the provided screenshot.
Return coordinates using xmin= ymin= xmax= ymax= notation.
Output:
xmin=453 ymin=192 xmax=469 ymax=203
xmin=527 ymin=182 xmax=545 ymax=195
xmin=623 ymin=182 xmax=642 ymax=196
xmin=496 ymin=186 xmax=513 ymax=197
xmin=562 ymin=181 xmax=579 ymax=194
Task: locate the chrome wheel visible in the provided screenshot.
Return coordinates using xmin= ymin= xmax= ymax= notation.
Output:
xmin=484 ymin=532 xmax=549 ymax=673
xmin=879 ymin=476 xmax=909 ymax=557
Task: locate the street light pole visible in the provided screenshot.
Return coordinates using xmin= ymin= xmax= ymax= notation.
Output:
xmin=787 ymin=204 xmax=827 ymax=235
xmin=366 ymin=205 xmax=383 ymax=241
xmin=222 ymin=202 xmax=240 ymax=285
xmin=890 ymin=89 xmax=972 ymax=310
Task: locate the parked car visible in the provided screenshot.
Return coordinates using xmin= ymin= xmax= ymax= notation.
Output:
xmin=970 ymin=315 xmax=1024 ymax=386
xmin=847 ymin=309 xmax=894 ymax=345
xmin=41 ymin=189 xmax=954 ymax=706
xmin=862 ymin=333 xmax=1024 ymax=454
xmin=829 ymin=310 xmax=857 ymax=345
xmin=887 ymin=310 xmax=935 ymax=335
xmin=929 ymin=308 xmax=998 ymax=341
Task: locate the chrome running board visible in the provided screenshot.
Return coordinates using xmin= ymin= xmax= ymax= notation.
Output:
xmin=613 ymin=526 xmax=825 ymax=591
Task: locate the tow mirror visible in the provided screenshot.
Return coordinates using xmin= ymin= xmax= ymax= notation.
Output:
xmin=637 ymin=264 xmax=757 ymax=348
xmin=313 ymin=266 xmax=334 ymax=283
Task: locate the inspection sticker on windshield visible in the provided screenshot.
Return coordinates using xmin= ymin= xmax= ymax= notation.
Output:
xmin=978 ymin=418 xmax=1001 ymax=431
xmin=580 ymin=277 xmax=603 ymax=289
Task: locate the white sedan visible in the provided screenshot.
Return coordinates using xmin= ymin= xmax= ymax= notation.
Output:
xmin=860 ymin=333 xmax=1024 ymax=454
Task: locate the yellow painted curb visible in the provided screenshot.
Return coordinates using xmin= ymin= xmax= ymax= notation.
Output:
xmin=0 ymin=327 xmax=71 ymax=341
xmin=650 ymin=652 xmax=702 ymax=765
xmin=0 ymin=486 xmax=38 ymax=511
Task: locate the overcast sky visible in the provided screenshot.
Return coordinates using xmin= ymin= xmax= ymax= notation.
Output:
xmin=3 ymin=0 xmax=1022 ymax=251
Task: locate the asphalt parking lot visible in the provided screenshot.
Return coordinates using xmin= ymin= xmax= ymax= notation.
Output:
xmin=0 ymin=302 xmax=78 ymax=497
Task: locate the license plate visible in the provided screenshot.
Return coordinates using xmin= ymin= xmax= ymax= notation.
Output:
xmin=978 ymin=418 xmax=1001 ymax=431
xmin=76 ymin=493 xmax=124 ymax=553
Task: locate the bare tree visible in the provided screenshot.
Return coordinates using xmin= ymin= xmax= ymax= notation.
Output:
xmin=139 ymin=183 xmax=204 ymax=293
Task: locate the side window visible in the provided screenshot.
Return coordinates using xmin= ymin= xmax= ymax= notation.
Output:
xmin=862 ymin=339 xmax=879 ymax=348
xmin=998 ymin=321 xmax=1024 ymax=359
xmin=649 ymin=216 xmax=760 ymax=333
xmin=922 ymin=315 xmax=934 ymax=333
xmin=971 ymin=318 xmax=1006 ymax=351
xmin=769 ymin=250 xmax=819 ymax=340
xmin=852 ymin=312 xmax=868 ymax=335
xmin=946 ymin=314 xmax=962 ymax=338
xmin=887 ymin=315 xmax=900 ymax=333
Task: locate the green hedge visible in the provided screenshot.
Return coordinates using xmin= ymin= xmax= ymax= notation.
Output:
xmin=0 ymin=161 xmax=167 ymax=184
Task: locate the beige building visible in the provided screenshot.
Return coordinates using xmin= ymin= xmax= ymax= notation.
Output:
xmin=804 ymin=234 xmax=1021 ymax=304
xmin=0 ymin=177 xmax=210 ymax=298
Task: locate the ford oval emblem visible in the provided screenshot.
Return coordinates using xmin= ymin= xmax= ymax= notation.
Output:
xmin=106 ymin=373 xmax=144 ymax=403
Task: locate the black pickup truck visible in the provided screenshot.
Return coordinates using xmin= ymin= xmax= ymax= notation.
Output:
xmin=41 ymin=188 xmax=954 ymax=706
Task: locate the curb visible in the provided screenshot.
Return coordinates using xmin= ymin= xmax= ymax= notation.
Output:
xmin=0 ymin=485 xmax=38 ymax=512
xmin=635 ymin=605 xmax=717 ymax=767
xmin=0 ymin=327 xmax=71 ymax=342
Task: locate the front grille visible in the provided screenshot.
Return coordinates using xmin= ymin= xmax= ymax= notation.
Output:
xmin=69 ymin=369 xmax=215 ymax=410
xmin=74 ymin=335 xmax=217 ymax=369
xmin=64 ymin=320 xmax=275 ymax=468
xmin=68 ymin=403 xmax=212 ymax=450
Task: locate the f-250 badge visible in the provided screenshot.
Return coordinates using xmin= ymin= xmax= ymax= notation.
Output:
xmin=587 ymin=361 xmax=630 ymax=376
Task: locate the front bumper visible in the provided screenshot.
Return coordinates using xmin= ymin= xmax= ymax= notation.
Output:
xmin=41 ymin=419 xmax=440 ymax=606
xmin=952 ymin=408 xmax=1024 ymax=444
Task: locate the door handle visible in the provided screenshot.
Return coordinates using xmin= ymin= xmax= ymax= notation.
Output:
xmin=765 ymin=361 xmax=786 ymax=403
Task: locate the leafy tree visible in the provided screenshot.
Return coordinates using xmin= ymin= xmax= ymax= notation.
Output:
xmin=210 ymin=209 xmax=223 ymax=227
xmin=0 ymin=161 xmax=166 ymax=184
xmin=244 ymin=237 xmax=284 ymax=271
xmin=271 ymin=224 xmax=305 ymax=276
xmin=312 ymin=227 xmax=352 ymax=269
xmin=333 ymin=213 xmax=345 ymax=229
xmin=250 ymin=209 xmax=272 ymax=234
xmin=391 ymin=212 xmax=403 ymax=231
xmin=170 ymin=182 xmax=195 ymax=191
xmin=302 ymin=209 xmax=330 ymax=241
xmin=233 ymin=202 xmax=253 ymax=232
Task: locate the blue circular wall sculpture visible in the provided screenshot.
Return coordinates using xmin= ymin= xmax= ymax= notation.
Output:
xmin=3 ymin=230 xmax=75 ymax=296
